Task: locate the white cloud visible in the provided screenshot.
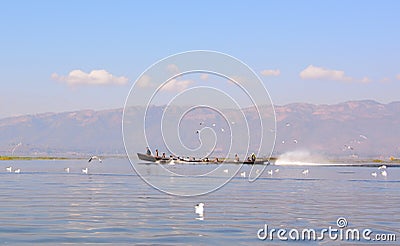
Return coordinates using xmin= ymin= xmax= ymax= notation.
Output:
xmin=299 ymin=65 xmax=352 ymax=82
xmin=229 ymin=75 xmax=247 ymax=84
xmin=161 ymin=79 xmax=192 ymax=92
xmin=200 ymin=73 xmax=209 ymax=80
xmin=136 ymin=74 xmax=154 ymax=88
xmin=261 ymin=69 xmax=281 ymax=77
xmin=166 ymin=64 xmax=180 ymax=74
xmin=360 ymin=77 xmax=372 ymax=83
xmin=379 ymin=77 xmax=391 ymax=83
xmin=52 ymin=69 xmax=128 ymax=86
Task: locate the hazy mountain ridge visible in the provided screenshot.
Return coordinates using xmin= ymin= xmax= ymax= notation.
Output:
xmin=1 ymin=100 xmax=399 ymax=158
xmin=273 ymin=100 xmax=400 ymax=157
xmin=0 ymin=109 xmax=124 ymax=156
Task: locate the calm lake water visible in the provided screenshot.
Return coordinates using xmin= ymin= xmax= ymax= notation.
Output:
xmin=0 ymin=159 xmax=399 ymax=245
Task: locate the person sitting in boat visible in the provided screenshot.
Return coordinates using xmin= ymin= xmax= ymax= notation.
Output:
xmin=214 ymin=157 xmax=219 ymax=163
xmin=162 ymin=152 xmax=166 ymax=159
xmin=234 ymin=154 xmax=239 ymax=162
xmin=155 ymin=149 xmax=159 ymax=157
xmin=251 ymin=153 xmax=256 ymax=162
xmin=146 ymin=147 xmax=152 ymax=156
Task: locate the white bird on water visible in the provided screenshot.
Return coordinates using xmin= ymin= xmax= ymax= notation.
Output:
xmin=14 ymin=168 xmax=21 ymax=174
xmin=195 ymin=203 xmax=204 ymax=217
xmin=267 ymin=170 xmax=273 ymax=176
xmin=64 ymin=167 xmax=70 ymax=173
xmin=88 ymin=156 xmax=102 ymax=163
xmin=82 ymin=168 xmax=88 ymax=174
xmin=302 ymin=169 xmax=309 ymax=175
xmin=223 ymin=169 xmax=228 ymax=173
xmin=371 ymin=172 xmax=377 ymax=177
xmin=240 ymin=171 xmax=246 ymax=178
xmin=381 ymin=170 xmax=388 ymax=177
xmin=274 ymin=168 xmax=280 ymax=173
xmin=6 ymin=166 xmax=12 ymax=172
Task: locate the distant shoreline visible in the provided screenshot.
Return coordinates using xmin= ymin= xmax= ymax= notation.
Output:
xmin=0 ymin=156 xmax=78 ymax=161
xmin=0 ymin=155 xmax=126 ymax=161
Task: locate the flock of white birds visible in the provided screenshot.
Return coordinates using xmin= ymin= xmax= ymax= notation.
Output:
xmin=371 ymin=165 xmax=388 ymax=177
xmin=4 ymin=155 xmax=102 ymax=175
xmin=3 ymin=154 xmax=391 ymax=222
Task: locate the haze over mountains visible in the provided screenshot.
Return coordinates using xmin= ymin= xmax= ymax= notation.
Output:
xmin=1 ymin=100 xmax=399 ymax=159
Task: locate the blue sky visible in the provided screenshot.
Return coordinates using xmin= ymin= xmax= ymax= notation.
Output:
xmin=0 ymin=1 xmax=399 ymax=118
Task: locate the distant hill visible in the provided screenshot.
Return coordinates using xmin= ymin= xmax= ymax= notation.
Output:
xmin=0 ymin=100 xmax=399 ymax=158
xmin=273 ymin=100 xmax=400 ymax=158
xmin=0 ymin=109 xmax=124 ymax=156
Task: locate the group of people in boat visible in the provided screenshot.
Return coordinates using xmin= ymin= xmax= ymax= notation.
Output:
xmin=145 ymin=147 xmax=257 ymax=163
xmin=146 ymin=147 xmax=170 ymax=160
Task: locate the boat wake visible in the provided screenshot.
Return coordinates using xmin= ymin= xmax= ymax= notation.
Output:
xmin=274 ymin=161 xmax=330 ymax=166
xmin=275 ymin=150 xmax=328 ymax=166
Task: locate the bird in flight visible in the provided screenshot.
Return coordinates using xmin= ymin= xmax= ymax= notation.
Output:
xmin=88 ymin=156 xmax=102 ymax=163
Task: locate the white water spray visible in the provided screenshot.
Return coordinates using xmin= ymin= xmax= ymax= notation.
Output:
xmin=275 ymin=150 xmax=327 ymax=166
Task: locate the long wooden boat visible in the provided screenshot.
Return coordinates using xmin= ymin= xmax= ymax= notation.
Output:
xmin=137 ymin=153 xmax=171 ymax=163
xmin=243 ymin=159 xmax=266 ymax=165
xmin=137 ymin=153 xmax=158 ymax=162
xmin=137 ymin=153 xmax=269 ymax=165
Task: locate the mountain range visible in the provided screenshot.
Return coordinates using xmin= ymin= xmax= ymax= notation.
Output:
xmin=1 ymin=100 xmax=399 ymax=159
